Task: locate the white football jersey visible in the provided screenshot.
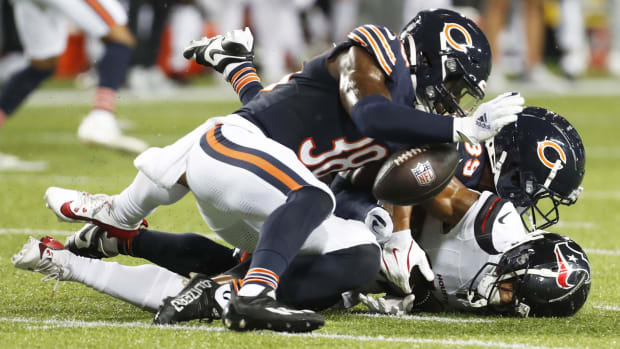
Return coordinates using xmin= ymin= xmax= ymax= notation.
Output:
xmin=417 ymin=191 xmax=527 ymax=311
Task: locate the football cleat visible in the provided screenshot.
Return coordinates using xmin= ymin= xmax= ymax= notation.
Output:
xmin=78 ymin=110 xmax=149 ymax=154
xmin=66 ymin=223 xmax=119 ymax=259
xmin=183 ymin=27 xmax=254 ymax=74
xmin=44 ymin=186 xmax=147 ymax=240
xmin=12 ymin=236 xmax=73 ymax=295
xmin=154 ymin=274 xmax=222 ymax=325
xmin=222 ymin=288 xmax=324 ymax=332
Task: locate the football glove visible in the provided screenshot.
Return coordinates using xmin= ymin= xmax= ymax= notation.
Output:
xmin=453 ymin=92 xmax=524 ymax=144
xmin=364 ymin=206 xmax=393 ymax=244
xmin=380 ymin=229 xmax=434 ymax=294
xmin=359 ymin=293 xmax=415 ymax=316
xmin=183 ymin=27 xmax=254 ymax=74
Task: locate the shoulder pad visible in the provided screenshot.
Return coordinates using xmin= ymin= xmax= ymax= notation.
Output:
xmin=347 ymin=25 xmax=407 ymax=77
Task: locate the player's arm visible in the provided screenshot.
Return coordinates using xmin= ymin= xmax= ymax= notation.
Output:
xmin=328 ymin=46 xmax=455 ymax=145
xmin=328 ymin=45 xmax=523 ymax=145
xmin=421 ymin=177 xmax=480 ymax=228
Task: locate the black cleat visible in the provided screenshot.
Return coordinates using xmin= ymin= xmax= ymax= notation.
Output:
xmin=222 ymin=288 xmax=324 ymax=332
xmin=154 ymin=274 xmax=222 ymax=325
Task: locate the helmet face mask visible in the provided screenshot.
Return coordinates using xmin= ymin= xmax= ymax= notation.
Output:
xmin=400 ymin=9 xmax=491 ymax=116
xmin=485 ymin=107 xmax=586 ymax=231
xmin=468 ymin=232 xmax=591 ymax=317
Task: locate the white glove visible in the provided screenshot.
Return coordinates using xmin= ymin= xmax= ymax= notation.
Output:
xmin=380 ymin=229 xmax=434 ymax=294
xmin=453 ymin=92 xmax=524 ymax=144
xmin=183 ymin=27 xmax=254 ymax=74
xmin=364 ymin=206 xmax=393 ymax=244
xmin=359 ymin=293 xmax=416 ymax=315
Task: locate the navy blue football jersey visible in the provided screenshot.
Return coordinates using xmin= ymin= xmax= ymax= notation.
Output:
xmin=236 ymin=24 xmax=414 ymax=177
xmin=454 ymin=142 xmax=487 ymax=188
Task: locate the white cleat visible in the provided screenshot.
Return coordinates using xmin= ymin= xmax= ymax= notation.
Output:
xmin=44 ymin=186 xmax=145 ymax=239
xmin=66 ymin=223 xmax=119 ymax=258
xmin=12 ymin=237 xmax=73 ymax=292
xmin=77 ymin=109 xmax=148 ymax=154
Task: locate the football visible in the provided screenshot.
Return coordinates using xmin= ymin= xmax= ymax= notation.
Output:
xmin=372 ymin=144 xmax=460 ymax=205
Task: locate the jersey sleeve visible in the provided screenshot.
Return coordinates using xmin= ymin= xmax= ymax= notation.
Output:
xmin=455 ymin=142 xmax=487 ymax=188
xmin=347 ymin=24 xmax=407 ymax=78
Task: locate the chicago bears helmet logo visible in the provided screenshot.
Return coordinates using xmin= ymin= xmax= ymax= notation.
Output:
xmin=411 ymin=161 xmax=436 ymax=186
xmin=537 ymin=140 xmax=567 ymax=170
xmin=554 ymin=242 xmax=591 ymax=289
xmin=442 ymin=23 xmax=473 ymax=53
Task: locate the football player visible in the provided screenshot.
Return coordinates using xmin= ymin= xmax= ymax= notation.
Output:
xmin=11 ymin=106 xmax=589 ymax=323
xmin=0 ymin=0 xmax=147 ymax=153
xmin=38 ymin=9 xmax=523 ymax=332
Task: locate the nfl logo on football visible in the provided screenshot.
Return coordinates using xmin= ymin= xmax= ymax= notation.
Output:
xmin=412 ymin=161 xmax=436 ymax=186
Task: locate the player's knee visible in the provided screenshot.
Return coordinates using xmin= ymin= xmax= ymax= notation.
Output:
xmin=288 ymin=186 xmax=335 ymax=219
xmin=103 ymin=25 xmax=136 ymax=47
xmin=30 ymin=57 xmax=58 ymax=70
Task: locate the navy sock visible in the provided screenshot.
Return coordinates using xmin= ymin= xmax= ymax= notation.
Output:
xmin=129 ymin=229 xmax=237 ymax=277
xmin=0 ymin=65 xmax=53 ymax=115
xmin=98 ymin=42 xmax=132 ymax=90
xmin=277 ymin=244 xmax=381 ymax=311
xmin=248 ymin=187 xmax=334 ymax=282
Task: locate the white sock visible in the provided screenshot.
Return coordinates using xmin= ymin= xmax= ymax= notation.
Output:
xmin=238 ymin=284 xmax=267 ymax=297
xmin=112 ymin=171 xmax=189 ymax=225
xmin=67 ymin=255 xmax=186 ymax=312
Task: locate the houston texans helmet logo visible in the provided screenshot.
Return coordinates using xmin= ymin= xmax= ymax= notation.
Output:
xmin=554 ymin=242 xmax=591 ymax=289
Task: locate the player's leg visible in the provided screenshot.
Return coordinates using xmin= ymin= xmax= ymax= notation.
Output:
xmin=12 ymin=236 xmax=186 ymax=312
xmin=0 ymin=1 xmax=65 ymax=121
xmin=45 ymin=0 xmax=147 ymax=153
xmin=45 ymin=171 xmax=189 ymax=239
xmin=186 ymin=118 xmax=334 ymax=331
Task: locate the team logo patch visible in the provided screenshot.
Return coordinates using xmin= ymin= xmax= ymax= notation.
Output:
xmin=442 ymin=23 xmax=473 ymax=53
xmin=411 ymin=161 xmax=436 ymax=186
xmin=537 ymin=140 xmax=567 ymax=170
xmin=554 ymin=242 xmax=591 ymax=289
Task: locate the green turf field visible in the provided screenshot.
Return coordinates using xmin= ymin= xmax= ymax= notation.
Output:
xmin=1 ymin=93 xmax=619 ymax=348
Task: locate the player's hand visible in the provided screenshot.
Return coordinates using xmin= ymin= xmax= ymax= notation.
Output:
xmin=183 ymin=27 xmax=254 ymax=74
xmin=359 ymin=293 xmax=415 ymax=315
xmin=365 ymin=206 xmax=393 ymax=244
xmin=453 ymin=92 xmax=524 ymax=144
xmin=380 ymin=229 xmax=434 ymax=294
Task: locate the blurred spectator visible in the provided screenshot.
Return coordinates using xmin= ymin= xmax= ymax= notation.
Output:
xmin=126 ymin=0 xmax=176 ymax=96
xmin=482 ymin=0 xmax=569 ymax=92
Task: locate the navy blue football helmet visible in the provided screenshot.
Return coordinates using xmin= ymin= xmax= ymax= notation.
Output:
xmin=485 ymin=107 xmax=586 ymax=230
xmin=468 ymin=232 xmax=591 ymax=317
xmin=400 ymin=9 xmax=491 ymax=116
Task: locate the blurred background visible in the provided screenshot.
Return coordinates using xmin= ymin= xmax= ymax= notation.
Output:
xmin=2 ymin=0 xmax=619 ymax=95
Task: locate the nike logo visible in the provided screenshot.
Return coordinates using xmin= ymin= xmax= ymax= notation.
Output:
xmin=498 ymin=212 xmax=511 ymax=224
xmin=386 ymin=30 xmax=397 ymax=40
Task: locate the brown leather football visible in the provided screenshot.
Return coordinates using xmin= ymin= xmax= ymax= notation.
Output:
xmin=372 ymin=144 xmax=460 ymax=205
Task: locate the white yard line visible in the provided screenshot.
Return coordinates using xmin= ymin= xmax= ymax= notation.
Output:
xmin=355 ymin=313 xmax=494 ymax=323
xmin=593 ymin=304 xmax=620 ymax=311
xmin=0 ymin=317 xmax=574 ymax=349
xmin=553 ymin=221 xmax=596 ymax=229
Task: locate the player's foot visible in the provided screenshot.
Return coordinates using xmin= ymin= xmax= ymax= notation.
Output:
xmin=222 ymin=288 xmax=324 ymax=332
xmin=66 ymin=223 xmax=119 ymax=259
xmin=183 ymin=28 xmax=254 ymax=73
xmin=154 ymin=274 xmax=222 ymax=325
xmin=44 ymin=186 xmax=146 ymax=240
xmin=0 ymin=152 xmax=47 ymax=172
xmin=12 ymin=236 xmax=72 ymax=283
xmin=77 ymin=109 xmax=148 ymax=154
